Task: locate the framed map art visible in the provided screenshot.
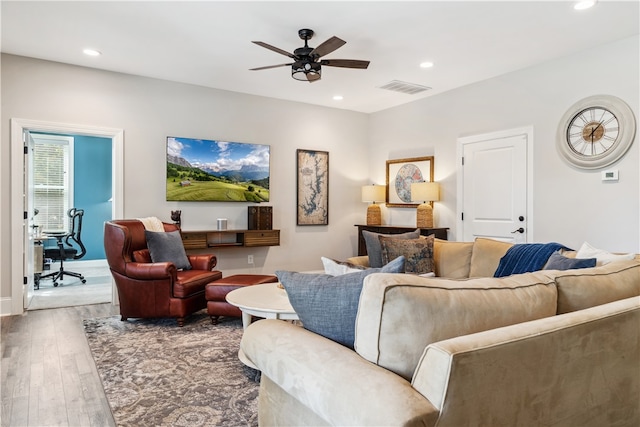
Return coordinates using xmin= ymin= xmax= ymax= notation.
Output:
xmin=296 ymin=149 xmax=329 ymax=225
xmin=386 ymin=156 xmax=434 ymax=207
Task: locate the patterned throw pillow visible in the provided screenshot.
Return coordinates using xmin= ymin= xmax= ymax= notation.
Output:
xmin=276 ymin=256 xmax=405 ymax=349
xmin=362 ymin=229 xmax=420 ymax=268
xmin=379 ymin=234 xmax=435 ymax=275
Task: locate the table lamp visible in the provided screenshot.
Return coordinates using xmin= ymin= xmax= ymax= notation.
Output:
xmin=361 ymin=184 xmax=386 ymax=225
xmin=410 ymin=182 xmax=440 ymax=228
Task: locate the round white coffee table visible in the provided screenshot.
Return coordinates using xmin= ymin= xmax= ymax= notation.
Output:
xmin=226 ymin=282 xmax=299 ymax=368
xmin=226 ymin=282 xmax=299 ymax=330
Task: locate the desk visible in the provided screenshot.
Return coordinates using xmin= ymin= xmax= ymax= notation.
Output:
xmin=33 ymin=233 xmax=66 ymax=289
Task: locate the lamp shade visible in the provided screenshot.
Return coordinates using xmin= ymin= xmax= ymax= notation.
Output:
xmin=361 ymin=185 xmax=386 ymax=203
xmin=411 ymin=182 xmax=440 ymax=202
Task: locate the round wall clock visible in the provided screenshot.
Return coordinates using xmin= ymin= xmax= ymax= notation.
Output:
xmin=556 ymin=94 xmax=636 ymax=169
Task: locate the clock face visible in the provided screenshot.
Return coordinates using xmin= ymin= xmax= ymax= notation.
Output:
xmin=557 ymin=95 xmax=636 ymax=170
xmin=566 ymin=107 xmax=619 ymax=158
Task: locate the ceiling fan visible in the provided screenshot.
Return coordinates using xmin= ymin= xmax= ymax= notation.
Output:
xmin=250 ymin=29 xmax=370 ymax=83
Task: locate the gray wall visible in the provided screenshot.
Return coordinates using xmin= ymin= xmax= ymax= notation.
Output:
xmin=1 ymin=54 xmax=369 ymax=303
xmin=1 ymin=34 xmax=639 ymax=311
xmin=368 ymin=35 xmax=639 ymax=252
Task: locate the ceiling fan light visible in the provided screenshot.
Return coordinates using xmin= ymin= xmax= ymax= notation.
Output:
xmin=292 ymin=60 xmax=321 ymax=81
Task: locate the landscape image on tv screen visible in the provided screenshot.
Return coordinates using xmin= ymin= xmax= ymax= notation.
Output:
xmin=166 ymin=137 xmax=270 ymax=202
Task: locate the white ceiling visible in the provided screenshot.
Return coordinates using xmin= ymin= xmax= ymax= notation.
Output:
xmin=2 ymin=1 xmax=638 ymax=113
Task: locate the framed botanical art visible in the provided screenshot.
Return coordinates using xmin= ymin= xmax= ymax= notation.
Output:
xmin=386 ymin=156 xmax=434 ymax=207
xmin=296 ymin=149 xmax=329 ymax=225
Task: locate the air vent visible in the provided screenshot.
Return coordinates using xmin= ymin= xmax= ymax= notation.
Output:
xmin=377 ymin=80 xmax=431 ymax=95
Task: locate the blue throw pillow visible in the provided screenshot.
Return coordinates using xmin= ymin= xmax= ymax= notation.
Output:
xmin=544 ymin=252 xmax=596 ymax=271
xmin=276 ymin=256 xmax=405 ymax=348
xmin=145 ymin=230 xmax=192 ymax=270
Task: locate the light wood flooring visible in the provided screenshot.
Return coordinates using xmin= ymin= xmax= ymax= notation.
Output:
xmin=1 ymin=303 xmax=119 ymax=427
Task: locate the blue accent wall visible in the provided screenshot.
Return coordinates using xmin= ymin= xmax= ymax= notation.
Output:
xmin=42 ymin=133 xmax=112 ymax=261
xmin=73 ymin=135 xmax=112 ymax=260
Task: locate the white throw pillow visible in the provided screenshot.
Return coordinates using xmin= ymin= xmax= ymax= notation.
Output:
xmin=321 ymin=257 xmax=367 ymax=276
xmin=575 ymin=242 xmax=635 ymax=265
xmin=419 ymin=272 xmax=436 ymax=277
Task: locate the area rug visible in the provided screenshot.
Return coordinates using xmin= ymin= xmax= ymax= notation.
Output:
xmin=83 ymin=311 xmax=258 ymax=427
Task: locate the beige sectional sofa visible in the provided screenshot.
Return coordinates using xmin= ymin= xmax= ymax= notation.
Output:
xmin=240 ymin=238 xmax=640 ymax=426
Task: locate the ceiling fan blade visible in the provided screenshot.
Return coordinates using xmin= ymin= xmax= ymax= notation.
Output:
xmin=310 ymin=36 xmax=346 ymax=58
xmin=252 ymin=41 xmax=296 ymax=59
xmin=250 ymin=63 xmax=293 ymax=71
xmin=321 ymin=59 xmax=370 ymax=69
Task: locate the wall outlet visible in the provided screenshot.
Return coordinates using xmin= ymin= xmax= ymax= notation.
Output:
xmin=247 ymin=255 xmax=254 ymax=264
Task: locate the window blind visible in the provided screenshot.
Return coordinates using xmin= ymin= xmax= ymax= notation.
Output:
xmin=32 ymin=137 xmax=72 ymax=232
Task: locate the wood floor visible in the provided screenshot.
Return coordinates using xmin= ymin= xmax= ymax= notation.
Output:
xmin=1 ymin=303 xmax=120 ymax=427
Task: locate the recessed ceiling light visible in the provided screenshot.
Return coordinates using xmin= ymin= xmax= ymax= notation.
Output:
xmin=420 ymin=61 xmax=434 ymax=69
xmin=333 ymin=95 xmax=343 ymax=101
xmin=83 ymin=48 xmax=101 ymax=57
xmin=574 ymin=1 xmax=596 ymax=10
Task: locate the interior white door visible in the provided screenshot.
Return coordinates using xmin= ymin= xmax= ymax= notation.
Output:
xmin=23 ymin=130 xmax=36 ymax=308
xmin=459 ymin=128 xmax=531 ymax=243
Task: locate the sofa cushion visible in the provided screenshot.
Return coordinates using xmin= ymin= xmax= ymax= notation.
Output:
xmin=145 ymin=230 xmax=191 ymax=270
xmin=434 ymin=239 xmax=474 ymax=278
xmin=276 ymin=256 xmax=405 ymax=349
xmin=345 ymin=255 xmax=370 ymax=268
xmin=362 ymin=229 xmax=420 ymax=268
xmin=553 ymin=260 xmax=640 ymax=314
xmin=379 ymin=235 xmax=435 ymax=275
xmin=544 ymin=252 xmax=596 ymax=271
xmin=355 ymin=271 xmax=558 ymax=380
xmin=468 ymin=238 xmax=513 ymax=277
xmin=412 ymin=297 xmax=640 ymax=425
xmin=321 ymin=257 xmax=367 ymax=276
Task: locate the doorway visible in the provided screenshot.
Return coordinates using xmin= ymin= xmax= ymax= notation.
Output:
xmin=10 ymin=118 xmax=124 ymax=315
xmin=29 ymin=132 xmax=113 ymax=310
xmin=457 ymin=126 xmax=534 ymax=243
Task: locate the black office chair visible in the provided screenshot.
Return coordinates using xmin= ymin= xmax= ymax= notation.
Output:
xmin=41 ymin=208 xmax=87 ymax=287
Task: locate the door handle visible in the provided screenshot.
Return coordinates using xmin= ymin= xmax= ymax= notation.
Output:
xmin=511 ymin=227 xmax=525 ymax=234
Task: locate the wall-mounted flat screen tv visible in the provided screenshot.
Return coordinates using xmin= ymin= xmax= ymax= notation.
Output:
xmin=166 ymin=136 xmax=270 ymax=202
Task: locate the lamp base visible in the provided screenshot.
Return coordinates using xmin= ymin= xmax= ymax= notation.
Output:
xmin=416 ymin=203 xmax=434 ymax=228
xmin=366 ymin=204 xmax=382 ymax=226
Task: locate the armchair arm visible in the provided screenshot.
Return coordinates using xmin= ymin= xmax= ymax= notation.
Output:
xmin=241 ymin=320 xmax=438 ymax=427
xmin=188 ymin=254 xmax=217 ymax=271
xmin=124 ymin=261 xmax=177 ymax=280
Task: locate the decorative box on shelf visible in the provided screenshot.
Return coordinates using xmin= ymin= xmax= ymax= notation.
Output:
xmin=248 ymin=206 xmax=273 ymax=230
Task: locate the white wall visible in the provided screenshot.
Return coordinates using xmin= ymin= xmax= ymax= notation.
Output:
xmin=2 ymin=35 xmax=638 ymax=312
xmin=368 ymin=36 xmax=639 ymax=253
xmin=1 ymin=54 xmax=370 ymax=305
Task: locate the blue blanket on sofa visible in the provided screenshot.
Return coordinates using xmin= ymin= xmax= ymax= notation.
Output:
xmin=494 ymin=243 xmax=569 ymax=277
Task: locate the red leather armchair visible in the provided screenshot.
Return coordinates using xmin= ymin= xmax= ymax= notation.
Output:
xmin=104 ymin=219 xmax=222 ymax=326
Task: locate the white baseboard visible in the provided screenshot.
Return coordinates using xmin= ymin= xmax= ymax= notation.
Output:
xmin=0 ymin=297 xmax=15 ymax=317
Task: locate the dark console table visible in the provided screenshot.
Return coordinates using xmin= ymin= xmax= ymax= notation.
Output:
xmin=355 ymin=225 xmax=449 ymax=256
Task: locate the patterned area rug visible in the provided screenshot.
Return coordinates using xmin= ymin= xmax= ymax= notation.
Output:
xmin=83 ymin=311 xmax=259 ymax=427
